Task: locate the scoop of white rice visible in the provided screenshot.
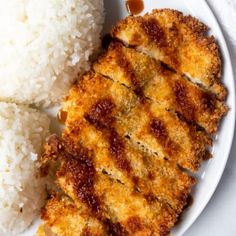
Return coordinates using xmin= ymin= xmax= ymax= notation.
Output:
xmin=0 ymin=0 xmax=104 ymax=106
xmin=0 ymin=103 xmax=50 ymax=236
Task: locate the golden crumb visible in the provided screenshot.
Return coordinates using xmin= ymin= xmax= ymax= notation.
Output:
xmin=112 ymin=9 xmax=226 ymax=100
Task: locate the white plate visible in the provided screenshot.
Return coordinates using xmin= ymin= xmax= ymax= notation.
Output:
xmin=20 ymin=0 xmax=235 ymax=235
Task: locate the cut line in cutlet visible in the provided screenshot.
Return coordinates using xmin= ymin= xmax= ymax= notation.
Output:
xmin=111 ymin=9 xmax=227 ymax=101
xmin=61 ymin=90 xmax=195 ymax=215
xmin=93 ymin=42 xmax=228 ymax=134
xmin=41 ymin=135 xmax=178 ymax=236
xmin=62 ymin=71 xmax=211 ymax=172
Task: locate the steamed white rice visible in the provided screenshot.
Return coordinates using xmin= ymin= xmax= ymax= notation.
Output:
xmin=0 ymin=103 xmax=50 ymax=236
xmin=0 ymin=0 xmax=104 ymax=106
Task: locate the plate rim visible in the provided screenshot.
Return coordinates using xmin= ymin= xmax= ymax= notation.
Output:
xmin=19 ymin=0 xmax=236 ymax=235
xmin=178 ymin=0 xmax=236 ymax=235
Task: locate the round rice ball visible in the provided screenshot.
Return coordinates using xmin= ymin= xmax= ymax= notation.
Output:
xmin=0 ymin=103 xmax=50 ymax=236
xmin=0 ymin=0 xmax=104 ymax=106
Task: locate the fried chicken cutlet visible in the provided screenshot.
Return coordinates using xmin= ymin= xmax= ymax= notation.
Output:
xmin=38 ymin=8 xmax=228 ymax=236
xmin=61 ymin=75 xmax=195 ymax=213
xmin=37 ymin=194 xmax=105 ymax=236
xmin=112 ymin=9 xmax=226 ymax=100
xmin=63 ymin=72 xmax=211 ymax=171
xmin=38 ymin=72 xmax=199 ymax=236
xmin=94 ymin=43 xmax=227 ymax=134
xmin=40 ymin=135 xmax=178 ymax=236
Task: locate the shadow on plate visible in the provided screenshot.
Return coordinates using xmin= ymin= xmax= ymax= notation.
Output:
xmin=103 ymin=0 xmax=124 ymax=34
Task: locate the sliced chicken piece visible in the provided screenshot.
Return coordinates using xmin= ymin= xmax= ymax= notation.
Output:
xmin=64 ymin=72 xmax=211 ymax=171
xmin=94 ymin=43 xmax=227 ymax=134
xmin=42 ymin=135 xmax=177 ymax=236
xmin=112 ymin=9 xmax=226 ymax=100
xmin=37 ymin=194 xmax=105 ymax=236
xmin=61 ymin=72 xmax=195 ymax=213
xmin=38 ymin=9 xmax=228 ymax=236
xmin=118 ymin=101 xmax=211 ymax=171
xmin=60 ymin=117 xmax=195 ymax=214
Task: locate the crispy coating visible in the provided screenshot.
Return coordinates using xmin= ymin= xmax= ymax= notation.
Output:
xmin=39 ymin=9 xmax=228 ymax=235
xmin=120 ymin=101 xmax=211 ymax=171
xmin=112 ymin=9 xmax=226 ymax=100
xmin=39 ymin=71 xmax=200 ymax=235
xmin=62 ymin=97 xmax=195 ymax=213
xmin=59 ymin=171 xmax=177 ymax=236
xmin=37 ymin=194 xmax=105 ymax=236
xmin=42 ymin=135 xmax=178 ymax=236
xmin=94 ymin=43 xmax=228 ymax=134
xmin=64 ymin=72 xmax=211 ymax=171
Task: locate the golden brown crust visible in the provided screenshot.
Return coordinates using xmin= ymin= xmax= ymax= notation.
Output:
xmin=64 ymin=72 xmax=211 ymax=171
xmin=62 ymin=76 xmax=195 ymax=211
xmin=94 ymin=43 xmax=227 ymax=134
xmin=112 ymin=9 xmax=226 ymax=100
xmin=149 ymin=9 xmax=209 ymax=34
xmin=42 ymin=136 xmax=178 ymax=236
xmin=39 ymin=9 xmax=228 ymax=235
xmin=39 ymin=72 xmax=198 ymax=235
xmin=38 ymin=194 xmax=105 ymax=236
xmin=120 ymin=101 xmax=211 ymax=172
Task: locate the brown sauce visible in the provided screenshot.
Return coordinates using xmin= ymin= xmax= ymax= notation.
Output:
xmin=173 ymin=81 xmax=195 ymax=122
xmin=59 ymin=141 xmax=102 ymax=215
xmin=142 ymin=19 xmax=165 ymax=46
xmin=150 ymin=118 xmax=168 ymax=142
xmin=85 ymin=98 xmax=131 ymax=173
xmin=108 ymin=128 xmax=131 ymax=173
xmin=126 ymin=0 xmax=144 ymax=15
xmin=149 ymin=118 xmax=180 ymax=156
xmin=84 ymin=98 xmax=115 ymax=129
xmin=57 ymin=109 xmax=67 ymax=124
xmin=115 ymin=45 xmax=144 ymax=98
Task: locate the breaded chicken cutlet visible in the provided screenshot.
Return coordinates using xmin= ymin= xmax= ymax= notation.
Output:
xmin=62 ymin=73 xmax=195 ymax=213
xmin=94 ymin=43 xmax=227 ymax=134
xmin=39 ymin=9 xmax=228 ymax=236
xmin=40 ymin=135 xmax=179 ymax=236
xmin=37 ymin=194 xmax=105 ymax=236
xmin=63 ymin=72 xmax=211 ymax=172
xmin=112 ymin=9 xmax=226 ymax=100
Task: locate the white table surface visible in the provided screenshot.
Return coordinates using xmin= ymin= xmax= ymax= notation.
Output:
xmin=185 ymin=1 xmax=236 ymax=235
xmin=185 ymin=138 xmax=236 ymax=235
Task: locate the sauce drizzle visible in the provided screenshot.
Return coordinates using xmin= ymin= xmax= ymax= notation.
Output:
xmin=126 ymin=0 xmax=144 ymax=15
xmin=85 ymin=98 xmax=132 ymax=173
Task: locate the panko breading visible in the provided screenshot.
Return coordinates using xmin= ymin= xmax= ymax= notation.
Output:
xmin=62 ymin=93 xmax=195 ymax=213
xmin=94 ymin=43 xmax=228 ymax=134
xmin=64 ymin=72 xmax=211 ymax=171
xmin=37 ymin=194 xmax=105 ymax=236
xmin=41 ymin=135 xmax=178 ymax=236
xmin=119 ymin=102 xmax=211 ymax=172
xmin=38 ymin=9 xmax=228 ymax=236
xmin=112 ymin=9 xmax=226 ymax=100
